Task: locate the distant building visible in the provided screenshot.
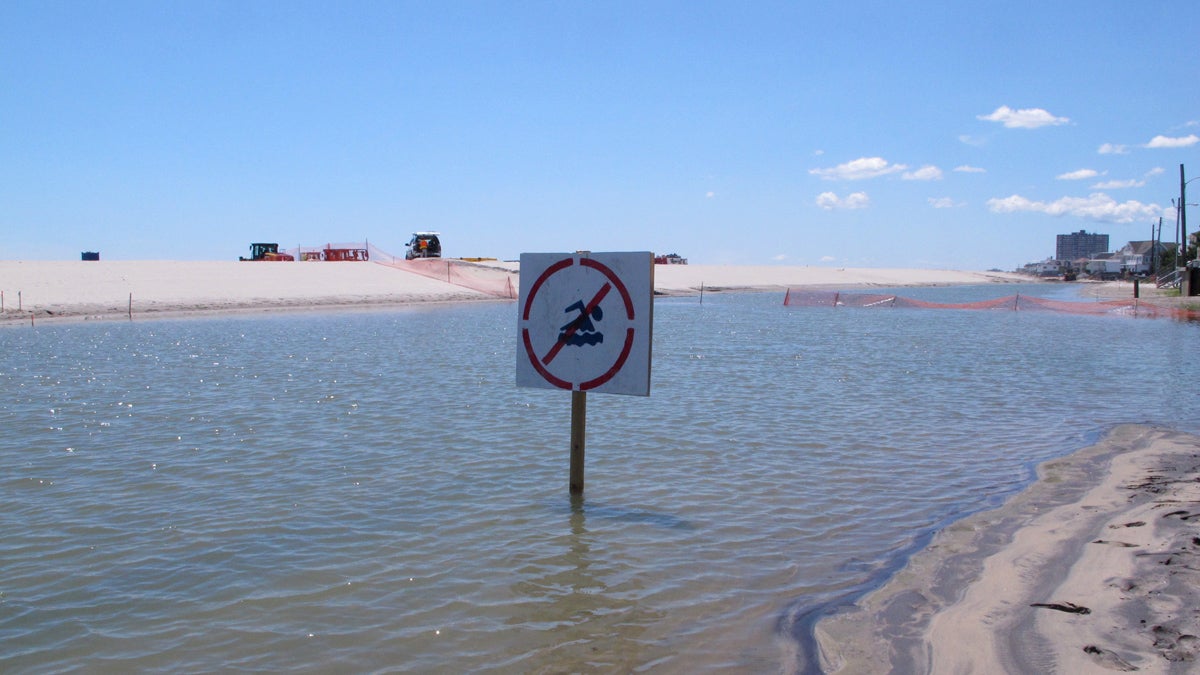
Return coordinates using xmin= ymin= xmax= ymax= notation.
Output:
xmin=1056 ymin=230 xmax=1109 ymax=261
xmin=1116 ymin=240 xmax=1173 ymax=275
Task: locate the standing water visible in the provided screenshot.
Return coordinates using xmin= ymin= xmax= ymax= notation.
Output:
xmin=2 ymin=285 xmax=1199 ymax=673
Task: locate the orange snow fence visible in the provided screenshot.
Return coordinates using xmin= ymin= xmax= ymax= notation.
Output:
xmin=369 ymin=243 xmax=518 ymax=299
xmin=783 ymin=288 xmax=1200 ymax=321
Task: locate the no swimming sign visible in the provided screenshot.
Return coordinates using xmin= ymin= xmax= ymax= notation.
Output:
xmin=516 ymin=252 xmax=653 ymax=396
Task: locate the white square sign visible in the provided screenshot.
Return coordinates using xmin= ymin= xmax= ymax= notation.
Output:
xmin=516 ymin=251 xmax=653 ymax=396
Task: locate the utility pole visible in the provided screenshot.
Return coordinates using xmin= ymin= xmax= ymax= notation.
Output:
xmin=1152 ymin=218 xmax=1160 ymax=274
xmin=1181 ymin=164 xmax=1189 ymax=265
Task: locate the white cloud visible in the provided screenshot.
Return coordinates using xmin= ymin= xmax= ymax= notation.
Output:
xmin=902 ymin=165 xmax=943 ymax=181
xmin=816 ymin=191 xmax=870 ymax=210
xmin=1091 ymin=179 xmax=1144 ymax=189
xmin=958 ymin=134 xmax=987 ymax=147
xmin=1057 ymin=169 xmax=1099 ymax=180
xmin=953 ymin=165 xmax=987 ymax=173
xmin=928 ymin=197 xmax=962 ymax=208
xmin=1090 ymin=168 xmax=1160 ymax=190
xmin=977 ymin=105 xmax=1069 ymax=129
xmin=986 ymin=192 xmax=1163 ymax=223
xmin=843 ymin=192 xmax=870 ymax=209
xmin=705 ymin=191 xmax=715 ymax=198
xmin=1146 ymin=134 xmax=1199 ymax=148
xmin=1098 ymin=143 xmax=1128 ymax=155
xmin=810 ymin=157 xmax=907 ymax=180
xmin=819 ymin=255 xmax=837 ymax=263
xmin=772 ymin=254 xmax=788 ymax=261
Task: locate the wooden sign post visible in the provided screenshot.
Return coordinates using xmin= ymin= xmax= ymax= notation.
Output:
xmin=570 ymin=390 xmax=587 ymax=494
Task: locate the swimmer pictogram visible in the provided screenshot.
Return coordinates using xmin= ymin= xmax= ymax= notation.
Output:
xmin=560 ymin=297 xmax=604 ymax=346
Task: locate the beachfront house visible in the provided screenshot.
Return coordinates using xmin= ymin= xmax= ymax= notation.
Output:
xmin=1115 ymin=240 xmax=1172 ymax=275
xmin=1026 ymin=258 xmax=1066 ymax=277
xmin=1084 ymin=255 xmax=1124 ymax=279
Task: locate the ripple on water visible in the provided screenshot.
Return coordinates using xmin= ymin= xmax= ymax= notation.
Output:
xmin=1 ymin=290 xmax=1199 ymax=672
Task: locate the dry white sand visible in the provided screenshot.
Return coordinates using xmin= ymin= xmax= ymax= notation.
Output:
xmin=0 ymin=260 xmax=496 ymax=322
xmin=653 ymin=264 xmax=1023 ymax=295
xmin=0 ymin=259 xmax=1025 ymax=324
xmin=816 ymin=424 xmax=1200 ymax=673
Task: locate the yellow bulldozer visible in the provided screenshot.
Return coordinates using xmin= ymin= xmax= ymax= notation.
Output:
xmin=240 ymin=243 xmax=295 ymax=261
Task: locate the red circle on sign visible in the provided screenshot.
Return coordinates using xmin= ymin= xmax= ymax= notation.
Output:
xmin=521 ymin=257 xmax=636 ymax=391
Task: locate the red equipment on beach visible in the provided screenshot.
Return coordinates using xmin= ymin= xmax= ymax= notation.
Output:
xmin=322 ymin=244 xmax=369 ymax=262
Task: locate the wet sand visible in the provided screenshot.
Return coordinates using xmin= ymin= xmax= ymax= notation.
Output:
xmin=816 ymin=424 xmax=1200 ymax=673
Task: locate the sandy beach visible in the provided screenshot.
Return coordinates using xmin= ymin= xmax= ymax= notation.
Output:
xmin=816 ymin=423 xmax=1200 ymax=673
xmin=0 ymin=260 xmax=498 ymax=323
xmin=6 ymin=258 xmax=1198 ymax=673
xmin=0 ymin=259 xmax=1025 ymax=324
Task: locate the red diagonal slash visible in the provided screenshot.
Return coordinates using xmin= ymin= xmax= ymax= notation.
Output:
xmin=541 ymin=282 xmax=611 ymax=365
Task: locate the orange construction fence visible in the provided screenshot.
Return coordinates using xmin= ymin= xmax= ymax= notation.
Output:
xmin=782 ymin=288 xmax=1200 ymax=321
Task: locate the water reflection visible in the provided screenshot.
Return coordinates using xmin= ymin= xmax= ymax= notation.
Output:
xmin=570 ymin=500 xmax=695 ymax=531
xmin=502 ymin=496 xmax=677 ymax=671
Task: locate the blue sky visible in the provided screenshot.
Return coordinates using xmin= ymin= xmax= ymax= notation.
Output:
xmin=3 ymin=1 xmax=1197 ymax=269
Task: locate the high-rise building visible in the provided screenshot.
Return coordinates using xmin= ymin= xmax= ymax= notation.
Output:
xmin=1056 ymin=230 xmax=1109 ymax=261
